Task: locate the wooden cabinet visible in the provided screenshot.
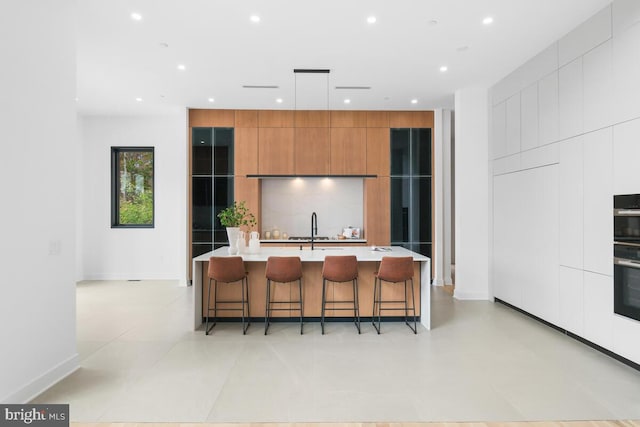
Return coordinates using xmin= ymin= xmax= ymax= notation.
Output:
xmin=295 ymin=111 xmax=329 ymax=127
xmin=330 ymin=128 xmax=366 ymax=175
xmin=189 ymin=109 xmax=235 ymax=127
xmin=366 ymin=128 xmax=390 ymax=175
xmin=294 ymin=128 xmax=330 ymax=175
xmin=258 ymin=128 xmax=294 ymax=174
xmin=389 ymin=111 xmax=434 ymax=128
xmin=234 ymin=127 xmax=258 ymax=176
xmin=235 ymin=110 xmax=258 ymax=128
xmin=364 ymin=177 xmax=390 ymax=245
xmin=331 ymin=111 xmax=367 ymax=127
xmin=234 ymin=177 xmax=261 ymax=231
xmin=258 ymin=110 xmax=294 ymax=127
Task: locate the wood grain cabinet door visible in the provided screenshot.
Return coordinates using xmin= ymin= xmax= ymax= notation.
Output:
xmin=330 ymin=128 xmax=366 ymax=175
xmin=258 ymin=128 xmax=295 ymax=174
xmin=295 ymin=128 xmax=330 ymax=175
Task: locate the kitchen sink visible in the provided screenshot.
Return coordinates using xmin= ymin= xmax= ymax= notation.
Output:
xmin=288 ymin=236 xmax=331 ymax=240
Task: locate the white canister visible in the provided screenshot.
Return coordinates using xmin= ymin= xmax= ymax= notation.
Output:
xmin=248 ymin=231 xmax=260 ymax=254
xmin=236 ymin=231 xmax=247 ymax=254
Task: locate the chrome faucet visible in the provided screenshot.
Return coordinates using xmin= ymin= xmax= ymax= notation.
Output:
xmin=311 ymin=212 xmax=318 ymax=250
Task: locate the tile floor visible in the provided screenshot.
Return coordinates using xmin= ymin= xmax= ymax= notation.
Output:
xmin=33 ymin=280 xmax=640 ymax=423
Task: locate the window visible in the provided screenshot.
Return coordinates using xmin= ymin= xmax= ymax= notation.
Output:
xmin=111 ymin=147 xmax=154 ymax=228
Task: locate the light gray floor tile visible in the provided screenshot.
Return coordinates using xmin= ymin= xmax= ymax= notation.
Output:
xmin=31 ymin=280 xmax=640 ymax=422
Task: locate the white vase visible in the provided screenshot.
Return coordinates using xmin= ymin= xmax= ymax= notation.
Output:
xmin=226 ymin=227 xmax=240 ymax=255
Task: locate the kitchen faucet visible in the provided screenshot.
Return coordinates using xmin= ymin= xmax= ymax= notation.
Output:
xmin=311 ymin=212 xmax=318 ymax=250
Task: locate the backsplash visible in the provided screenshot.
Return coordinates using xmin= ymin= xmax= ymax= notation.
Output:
xmin=261 ymin=178 xmax=363 ymax=239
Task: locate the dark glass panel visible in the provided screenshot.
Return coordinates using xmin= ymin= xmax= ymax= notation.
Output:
xmin=411 ymin=128 xmax=432 ymax=176
xmin=213 ymin=177 xmax=234 ymax=231
xmin=192 ymin=128 xmax=213 ymax=175
xmin=390 ymin=177 xmax=410 ymax=242
xmin=192 ymin=177 xmax=212 ymax=232
xmin=390 ymin=128 xmax=410 ymax=176
xmin=213 ymin=128 xmax=234 ymax=175
xmin=214 ymin=229 xmax=229 ymax=245
xmin=192 ymin=230 xmax=213 ymax=243
xmin=410 ymin=177 xmax=432 ymax=243
xmin=192 ymin=244 xmax=213 ymax=258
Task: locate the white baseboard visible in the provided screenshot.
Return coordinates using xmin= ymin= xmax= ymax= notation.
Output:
xmin=2 ymin=353 xmax=79 ymax=404
xmin=431 ymin=278 xmax=444 ymax=286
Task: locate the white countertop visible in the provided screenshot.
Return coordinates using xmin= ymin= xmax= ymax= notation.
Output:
xmin=261 ymin=238 xmax=367 ymax=244
xmin=193 ymin=245 xmax=429 ymax=263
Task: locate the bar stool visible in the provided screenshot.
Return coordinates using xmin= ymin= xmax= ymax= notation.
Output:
xmin=372 ymin=256 xmax=417 ymax=334
xmin=206 ymin=256 xmax=250 ymax=335
xmin=264 ymin=256 xmax=304 ymax=335
xmin=321 ymin=255 xmax=361 ymax=334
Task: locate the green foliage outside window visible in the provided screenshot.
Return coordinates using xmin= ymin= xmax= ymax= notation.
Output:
xmin=112 ymin=147 xmax=154 ymax=227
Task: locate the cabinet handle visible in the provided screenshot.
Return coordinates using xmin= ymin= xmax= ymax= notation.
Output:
xmin=615 ymin=259 xmax=640 ymax=269
xmin=615 ymin=209 xmax=640 ymax=215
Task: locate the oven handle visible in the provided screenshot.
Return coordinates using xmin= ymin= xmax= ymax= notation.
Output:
xmin=615 ymin=258 xmax=640 ymax=269
xmin=614 ymin=209 xmax=640 ymax=216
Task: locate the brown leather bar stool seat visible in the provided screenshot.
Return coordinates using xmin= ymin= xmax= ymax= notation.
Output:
xmin=321 ymin=255 xmax=361 ymax=334
xmin=264 ymin=256 xmax=304 ymax=335
xmin=372 ymin=256 xmax=417 ymax=334
xmin=206 ymin=256 xmax=250 ymax=335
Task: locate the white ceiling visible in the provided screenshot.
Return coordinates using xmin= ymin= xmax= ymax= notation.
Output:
xmin=76 ymin=0 xmax=612 ymax=116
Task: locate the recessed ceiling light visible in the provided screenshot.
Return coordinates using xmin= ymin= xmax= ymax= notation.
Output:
xmin=439 ymin=65 xmax=448 ymax=72
xmin=411 ymin=99 xmax=418 ymax=104
xmin=135 ymin=97 xmax=143 ymax=102
xmin=367 ymin=16 xmax=377 ymax=24
xmin=131 ymin=12 xmax=142 ymax=21
xmin=482 ymin=16 xmax=494 ymax=25
xmin=344 ymin=99 xmax=351 ymax=104
xmin=177 ymin=64 xmax=186 ymax=71
xmin=276 ymin=98 xmax=283 ymax=103
xmin=250 ymin=15 xmax=260 ymax=23
xmin=208 ymin=98 xmax=215 ymax=103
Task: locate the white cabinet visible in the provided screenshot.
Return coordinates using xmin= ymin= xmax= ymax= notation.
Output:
xmin=583 ymin=271 xmax=614 ymax=348
xmin=558 ymin=136 xmax=584 ymax=269
xmin=559 ymin=266 xmax=584 ymax=335
xmin=559 ymin=58 xmax=584 ymax=140
xmin=583 ymin=128 xmax=613 ymax=276
xmin=613 ymin=315 xmax=640 ymax=365
xmin=612 ymin=22 xmax=640 ymax=124
xmin=493 ymin=173 xmax=523 ymax=306
xmin=519 ymin=165 xmax=560 ymax=324
xmin=494 ymin=166 xmax=559 ymax=323
xmin=506 ymin=94 xmax=521 ymax=156
xmin=521 ymin=83 xmax=539 ymax=151
xmin=539 ymin=71 xmax=560 ymax=145
xmin=583 ymin=40 xmax=613 ymax=133
xmin=492 ymin=101 xmax=507 ymax=159
xmin=613 ymin=117 xmax=640 ymax=195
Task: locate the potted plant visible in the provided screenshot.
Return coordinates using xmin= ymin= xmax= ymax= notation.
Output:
xmin=217 ymin=201 xmax=256 ymax=254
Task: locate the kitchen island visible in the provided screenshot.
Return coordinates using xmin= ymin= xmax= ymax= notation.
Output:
xmin=192 ymin=246 xmax=431 ymax=331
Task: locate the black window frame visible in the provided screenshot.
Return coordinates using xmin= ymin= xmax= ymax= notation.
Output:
xmin=111 ymin=146 xmax=155 ymax=228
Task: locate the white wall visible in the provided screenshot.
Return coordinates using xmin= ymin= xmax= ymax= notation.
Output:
xmin=261 ymin=178 xmax=363 ymax=238
xmin=490 ymin=1 xmax=640 ymax=365
xmin=79 ymin=114 xmax=188 ymax=284
xmin=454 ymin=88 xmax=491 ymax=300
xmin=0 ymin=0 xmax=79 ymax=403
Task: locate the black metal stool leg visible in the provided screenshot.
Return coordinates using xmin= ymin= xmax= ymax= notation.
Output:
xmin=206 ymin=279 xmax=212 ymax=335
xmin=244 ymin=276 xmax=251 ymax=333
xmin=353 ymin=278 xmax=361 ymax=334
xmin=321 ymin=278 xmax=327 ymax=334
xmin=410 ymin=277 xmax=417 ymax=334
xmin=298 ymin=278 xmax=304 ymax=335
xmin=264 ymin=279 xmax=271 ymax=335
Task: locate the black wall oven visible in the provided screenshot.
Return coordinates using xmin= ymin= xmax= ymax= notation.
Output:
xmin=614 ymin=194 xmax=640 ymax=322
